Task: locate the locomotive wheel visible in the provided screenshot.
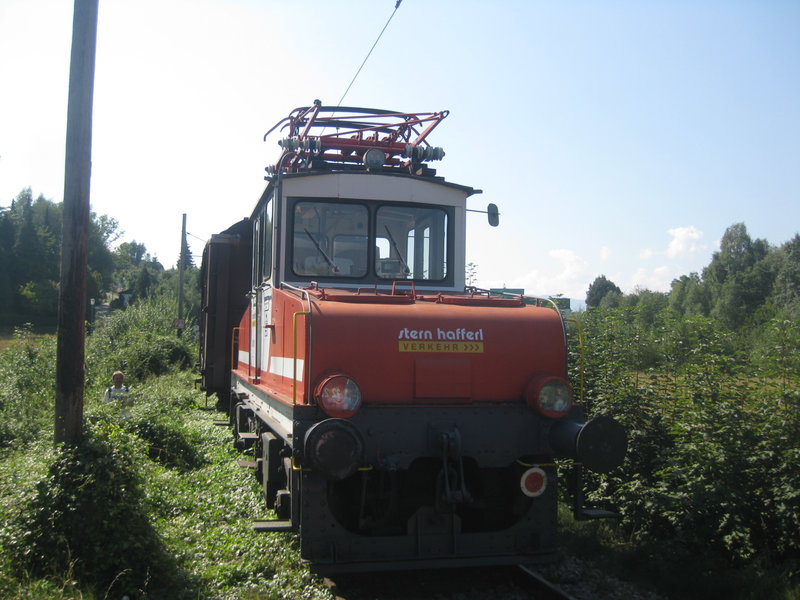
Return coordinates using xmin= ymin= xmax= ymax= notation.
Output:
xmin=260 ymin=432 xmax=284 ymax=510
xmin=234 ymin=402 xmax=250 ymax=436
xmin=215 ymin=390 xmax=231 ymax=417
xmin=273 ymin=456 xmax=293 ymax=520
xmin=227 ymin=391 xmax=239 ymax=424
xmin=255 ymin=435 xmax=264 ymax=484
xmin=233 ymin=403 xmax=257 ymax=451
xmin=255 ymin=457 xmax=264 ymax=485
xmin=275 ymin=489 xmax=291 ymax=520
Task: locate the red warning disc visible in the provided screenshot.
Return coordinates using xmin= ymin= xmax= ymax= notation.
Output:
xmin=520 ymin=466 xmax=547 ymax=498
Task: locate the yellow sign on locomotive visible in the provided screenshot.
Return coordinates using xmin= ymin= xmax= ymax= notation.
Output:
xmin=398 ymin=341 xmax=484 ymax=353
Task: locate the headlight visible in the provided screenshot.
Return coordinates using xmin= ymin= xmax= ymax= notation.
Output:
xmin=525 ymin=376 xmax=574 ymax=419
xmin=304 ymin=419 xmax=364 ymax=480
xmin=314 ymin=374 xmax=362 ymax=418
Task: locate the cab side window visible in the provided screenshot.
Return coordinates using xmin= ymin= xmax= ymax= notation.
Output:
xmin=252 ymin=194 xmax=273 ymax=284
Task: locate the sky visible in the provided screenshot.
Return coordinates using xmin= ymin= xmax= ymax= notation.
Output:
xmin=1 ymin=0 xmax=798 ymax=300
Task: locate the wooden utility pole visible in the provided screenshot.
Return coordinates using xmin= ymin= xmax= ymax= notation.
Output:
xmin=55 ymin=0 xmax=99 ymax=445
xmin=177 ymin=213 xmax=186 ymax=336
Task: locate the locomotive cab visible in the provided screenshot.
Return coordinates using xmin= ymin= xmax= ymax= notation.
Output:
xmin=278 ymin=172 xmax=468 ymax=291
xmin=200 ymin=103 xmax=626 ymax=573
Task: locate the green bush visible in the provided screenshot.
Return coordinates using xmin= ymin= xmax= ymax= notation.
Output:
xmin=87 ymin=294 xmax=195 ymax=392
xmin=573 ymin=307 xmax=800 ymax=580
xmin=106 ymin=333 xmax=193 ymax=383
xmin=9 ymin=420 xmax=194 ymax=598
xmin=17 ymin=280 xmax=59 ymax=316
xmin=90 ymin=373 xmax=208 ymax=471
xmin=129 ymin=418 xmax=202 ymax=470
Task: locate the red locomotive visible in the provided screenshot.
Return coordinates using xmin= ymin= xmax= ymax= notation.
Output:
xmin=199 ymin=102 xmax=626 ymax=573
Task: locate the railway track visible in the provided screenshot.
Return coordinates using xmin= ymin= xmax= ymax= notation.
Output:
xmin=322 ymin=564 xmax=579 ymax=600
xmin=516 ymin=565 xmax=579 ymax=600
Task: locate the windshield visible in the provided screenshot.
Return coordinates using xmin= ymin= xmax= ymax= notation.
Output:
xmin=376 ymin=205 xmax=448 ymax=280
xmin=291 ymin=200 xmax=448 ymax=281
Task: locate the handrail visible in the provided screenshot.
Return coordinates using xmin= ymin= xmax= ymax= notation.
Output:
xmin=565 ymin=318 xmax=587 ymax=410
xmin=279 ymin=283 xmax=315 ymax=406
xmin=292 ymin=311 xmax=310 ymax=405
xmin=390 ymin=279 xmax=416 ymax=299
xmin=280 ymin=281 xmax=313 ymax=312
xmin=230 ymin=327 xmax=240 ymax=370
xmin=483 ymin=287 xmax=561 ymax=312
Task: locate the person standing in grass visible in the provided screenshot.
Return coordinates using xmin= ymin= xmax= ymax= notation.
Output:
xmin=102 ymin=370 xmax=133 ymax=416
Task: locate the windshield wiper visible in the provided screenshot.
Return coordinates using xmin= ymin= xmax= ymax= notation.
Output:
xmin=304 ymin=228 xmax=339 ymax=273
xmin=384 ymin=226 xmax=411 ymax=275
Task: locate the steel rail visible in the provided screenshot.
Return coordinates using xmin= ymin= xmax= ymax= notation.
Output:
xmin=516 ymin=564 xmax=579 ymax=600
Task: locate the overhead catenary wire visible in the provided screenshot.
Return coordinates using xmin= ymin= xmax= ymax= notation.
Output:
xmin=185 ymin=231 xmax=207 ymax=244
xmin=336 ymin=0 xmax=402 ymax=107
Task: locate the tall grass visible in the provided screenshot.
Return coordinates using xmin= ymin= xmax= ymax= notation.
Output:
xmin=0 ymin=325 xmax=57 ymax=447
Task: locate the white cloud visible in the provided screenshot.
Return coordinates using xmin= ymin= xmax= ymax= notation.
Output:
xmin=549 ymin=248 xmax=589 ymax=279
xmin=600 ymin=246 xmax=612 ymax=260
xmin=639 ymin=248 xmax=654 ymax=259
xmin=630 ymin=266 xmax=673 ymax=292
xmin=502 ymin=249 xmax=589 ymax=298
xmin=666 ymin=226 xmax=705 ymax=257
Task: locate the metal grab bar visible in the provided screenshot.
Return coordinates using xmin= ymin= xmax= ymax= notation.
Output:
xmin=565 ymin=318 xmax=587 ymax=409
xmin=292 ymin=311 xmax=310 ymax=405
xmin=231 ymin=327 xmax=240 ymax=370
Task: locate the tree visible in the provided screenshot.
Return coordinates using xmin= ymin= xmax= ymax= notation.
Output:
xmin=156 ymin=265 xmax=200 ymax=324
xmin=624 ymin=287 xmax=669 ymax=326
xmin=18 ymin=280 xmax=59 ymax=315
xmin=135 ymin=264 xmax=155 ymax=300
xmin=771 ymin=234 xmax=800 ymax=318
xmin=598 ymin=289 xmax=622 ymax=309
xmin=112 ymin=241 xmax=162 ymax=291
xmin=12 ymin=189 xmax=39 ymax=287
xmin=87 ymin=213 xmax=118 ymax=298
xmin=177 ymin=239 xmax=195 ymax=270
xmin=115 ymin=241 xmax=148 ymax=268
xmin=703 ymin=223 xmax=776 ymax=330
xmin=669 ymin=272 xmax=711 ymax=317
xmin=0 ymin=188 xmax=121 ymax=323
xmin=586 ymin=275 xmax=622 ymax=308
xmin=0 ymin=210 xmax=15 ymax=314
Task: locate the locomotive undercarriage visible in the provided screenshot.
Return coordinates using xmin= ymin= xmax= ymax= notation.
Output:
xmin=300 ymin=462 xmax=559 ymax=572
xmin=326 ymin=457 xmax=546 ymax=535
xmin=232 ymin=379 xmax=565 ymax=571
